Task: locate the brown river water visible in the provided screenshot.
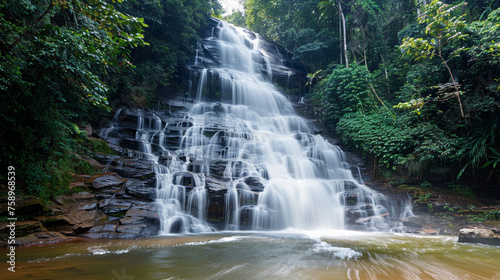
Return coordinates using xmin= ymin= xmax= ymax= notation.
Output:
xmin=1 ymin=230 xmax=499 ymax=280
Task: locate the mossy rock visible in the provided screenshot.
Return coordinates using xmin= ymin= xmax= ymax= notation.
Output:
xmin=86 ymin=137 xmax=119 ymax=155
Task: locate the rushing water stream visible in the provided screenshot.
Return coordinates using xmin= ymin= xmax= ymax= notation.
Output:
xmin=2 ymin=231 xmax=500 ymax=279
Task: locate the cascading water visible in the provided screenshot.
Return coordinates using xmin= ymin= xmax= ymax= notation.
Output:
xmin=101 ymin=18 xmax=412 ymax=234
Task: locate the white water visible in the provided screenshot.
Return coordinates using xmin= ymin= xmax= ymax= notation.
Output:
xmin=102 ymin=19 xmax=412 ymax=234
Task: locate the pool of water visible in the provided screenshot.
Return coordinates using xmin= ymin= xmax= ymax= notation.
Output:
xmin=2 ymin=230 xmax=500 ymax=280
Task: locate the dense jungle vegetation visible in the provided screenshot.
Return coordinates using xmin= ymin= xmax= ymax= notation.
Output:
xmin=0 ymin=0 xmax=221 ymax=198
xmin=226 ymin=0 xmax=500 ymax=195
xmin=1 ymin=0 xmax=499 ymax=199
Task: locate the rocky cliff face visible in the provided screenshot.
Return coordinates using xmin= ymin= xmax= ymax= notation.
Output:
xmin=0 ymin=156 xmax=161 ymax=246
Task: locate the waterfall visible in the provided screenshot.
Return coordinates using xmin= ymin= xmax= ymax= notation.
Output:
xmin=101 ymin=18 xmax=412 ymax=234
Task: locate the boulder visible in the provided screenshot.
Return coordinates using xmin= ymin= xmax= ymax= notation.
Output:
xmin=458 ymin=227 xmax=500 ymax=246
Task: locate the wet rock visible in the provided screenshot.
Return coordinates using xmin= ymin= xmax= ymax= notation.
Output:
xmin=119 ymin=216 xmax=145 ymax=225
xmin=89 ymin=172 xmax=128 ymax=190
xmin=206 ymin=176 xmax=228 ymax=191
xmin=209 ymin=160 xmax=229 ymax=180
xmin=108 ymin=158 xmax=154 ymax=179
xmin=84 ymin=221 xmax=119 ymax=238
xmin=125 ymin=179 xmax=156 ymax=201
xmin=188 ymin=160 xmax=210 ymax=173
xmin=98 ymin=198 xmax=132 ymax=214
xmin=0 ymin=197 xmax=44 ymax=217
xmin=73 ymin=192 xmax=96 ymax=203
xmin=79 ymin=202 xmax=98 ymax=211
xmin=88 ymin=223 xmax=118 ymax=233
xmin=244 ymin=177 xmax=265 ymax=192
xmin=0 ymin=221 xmax=45 ymax=240
xmin=346 ymin=210 xmax=365 ymax=220
xmin=120 ymin=207 xmax=160 ymax=225
xmin=170 ymin=219 xmax=183 ymax=234
xmin=402 ymin=221 xmax=423 ymax=229
xmin=69 ymin=181 xmax=86 ymax=190
xmin=100 ymin=188 xmax=135 ymax=200
xmin=125 ymin=207 xmax=160 ymax=220
xmin=39 ymin=193 xmax=103 ymax=236
xmin=458 ymin=228 xmax=500 ymax=246
xmin=74 ymin=174 xmax=92 ymax=182
xmin=207 ymin=191 xmax=226 ymax=229
xmin=116 ymin=224 xmax=147 ymax=235
xmin=344 ymin=192 xmax=360 ymax=206
xmin=15 ymin=231 xmax=70 ymax=246
xmin=36 ymin=214 xmax=93 ymax=235
xmin=173 ymin=171 xmax=200 ymax=187
xmin=79 ymin=155 xmax=106 ymax=172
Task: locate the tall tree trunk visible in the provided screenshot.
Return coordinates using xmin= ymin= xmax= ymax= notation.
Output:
xmin=438 ymin=53 xmax=465 ymax=118
xmin=339 ymin=6 xmax=343 ymax=65
xmin=380 ymin=54 xmax=391 ymax=98
xmin=338 ymin=1 xmax=348 ymax=68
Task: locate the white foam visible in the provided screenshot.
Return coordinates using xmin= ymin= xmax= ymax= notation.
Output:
xmin=310 ymin=241 xmax=362 ymax=260
xmin=181 ymin=236 xmax=249 ymax=246
xmin=88 ymin=247 xmax=110 ymax=255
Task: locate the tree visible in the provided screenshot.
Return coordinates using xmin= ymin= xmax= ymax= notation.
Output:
xmin=112 ymin=0 xmax=217 ymax=107
xmin=399 ymin=0 xmax=468 ymax=118
xmin=224 ymin=11 xmax=247 ymax=28
xmin=0 ymin=0 xmax=147 ymax=195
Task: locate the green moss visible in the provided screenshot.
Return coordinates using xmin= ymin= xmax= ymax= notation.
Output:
xmin=86 ymin=138 xmax=118 ymax=155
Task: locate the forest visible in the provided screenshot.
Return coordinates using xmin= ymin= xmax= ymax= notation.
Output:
xmin=1 ymin=0 xmax=499 ymax=200
xmin=234 ymin=0 xmax=500 ymax=196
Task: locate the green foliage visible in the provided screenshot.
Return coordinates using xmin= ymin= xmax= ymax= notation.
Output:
xmin=416 ymin=193 xmax=431 ymax=203
xmin=401 ymin=1 xmax=467 ymax=61
xmin=242 ymin=0 xmax=500 ymax=187
xmin=445 ymin=182 xmax=475 ymax=198
xmin=85 ymin=138 xmax=119 ymax=155
xmin=0 ymin=0 xmax=147 ymax=197
xmin=315 ymin=64 xmax=377 ymax=129
xmin=245 ymin=0 xmax=334 ymax=71
xmin=112 ymin=0 xmax=216 ymax=107
xmin=483 ymin=148 xmax=500 ymax=169
xmin=400 ymin=0 xmax=468 ymax=118
xmin=443 ymin=205 xmax=455 ymax=212
xmin=470 ymin=209 xmax=500 ymax=222
xmin=337 ymin=111 xmax=412 ymax=169
xmin=482 ymin=210 xmax=500 ymax=221
xmin=223 ymin=11 xmax=247 ymax=28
